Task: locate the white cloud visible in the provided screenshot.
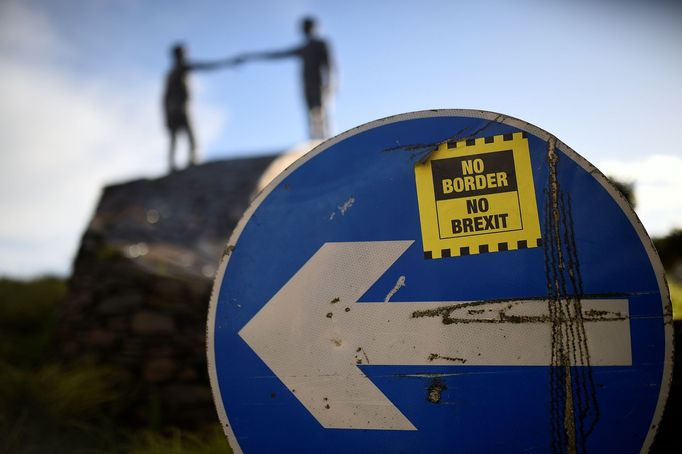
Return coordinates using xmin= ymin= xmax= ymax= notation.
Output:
xmin=0 ymin=59 xmax=159 ymax=277
xmin=597 ymin=155 xmax=682 ymax=238
xmin=0 ymin=2 xmax=227 ymax=277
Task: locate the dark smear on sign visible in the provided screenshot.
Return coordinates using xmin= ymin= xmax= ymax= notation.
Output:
xmin=411 ymin=295 xmax=627 ymax=325
xmin=355 ymin=347 xmax=370 ymax=365
xmin=427 ymin=378 xmax=447 ymax=404
xmin=584 ymin=309 xmax=622 ymax=319
xmin=543 ymin=136 xmax=599 ymax=454
xmin=382 ymin=115 xmax=507 ymax=163
xmin=428 ymin=353 xmax=467 ymax=363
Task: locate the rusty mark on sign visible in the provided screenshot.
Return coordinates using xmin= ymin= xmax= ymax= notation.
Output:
xmin=543 ymin=136 xmax=599 ymax=454
xmin=354 ymin=346 xmax=370 ymax=365
xmin=426 ymin=378 xmax=447 ymax=404
xmin=428 ymin=353 xmax=467 ymax=363
xmin=583 ymin=309 xmax=622 ymax=319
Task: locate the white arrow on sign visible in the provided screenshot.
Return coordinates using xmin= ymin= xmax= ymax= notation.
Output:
xmin=238 ymin=240 xmax=631 ymax=431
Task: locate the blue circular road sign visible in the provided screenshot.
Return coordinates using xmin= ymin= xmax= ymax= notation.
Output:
xmin=208 ymin=110 xmax=673 ymax=453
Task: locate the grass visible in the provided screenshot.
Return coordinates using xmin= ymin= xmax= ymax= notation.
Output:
xmin=0 ymin=276 xmax=232 ymax=453
xmin=0 ymin=277 xmax=125 ymax=452
xmin=0 ymin=277 xmax=64 ymax=368
xmin=130 ymin=426 xmax=231 ymax=454
xmin=0 ymin=362 xmax=130 ymax=453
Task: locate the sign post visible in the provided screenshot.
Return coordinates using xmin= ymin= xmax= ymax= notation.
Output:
xmin=208 ymin=110 xmax=672 ymax=453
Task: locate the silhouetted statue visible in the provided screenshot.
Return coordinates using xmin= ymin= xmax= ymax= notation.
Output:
xmin=163 ymin=44 xmax=240 ymax=172
xmin=246 ymin=17 xmax=335 ymax=140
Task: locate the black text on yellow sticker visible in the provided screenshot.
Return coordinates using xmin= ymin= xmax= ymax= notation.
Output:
xmin=414 ymin=132 xmax=541 ymax=259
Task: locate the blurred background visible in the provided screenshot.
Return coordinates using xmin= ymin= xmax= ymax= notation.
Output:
xmin=0 ymin=0 xmax=680 ymax=452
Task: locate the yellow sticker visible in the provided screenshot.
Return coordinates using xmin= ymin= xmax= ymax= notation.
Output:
xmin=414 ymin=132 xmax=541 ymax=259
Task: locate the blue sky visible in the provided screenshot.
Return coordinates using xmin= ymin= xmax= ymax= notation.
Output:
xmin=1 ymin=0 xmax=681 ymax=277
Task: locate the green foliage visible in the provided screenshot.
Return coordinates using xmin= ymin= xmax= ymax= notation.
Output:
xmin=96 ymin=243 xmax=123 ymax=260
xmin=0 ymin=276 xmax=130 ymax=452
xmin=0 ymin=362 xmax=129 ymax=420
xmin=0 ymin=277 xmax=65 ymax=367
xmin=130 ymin=426 xmax=232 ymax=454
xmin=0 ymin=362 xmax=130 ymax=453
xmin=0 ymin=276 xmax=231 ymax=453
xmin=654 ymin=229 xmax=682 ymax=271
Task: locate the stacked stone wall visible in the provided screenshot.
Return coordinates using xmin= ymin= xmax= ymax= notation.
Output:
xmin=58 ymin=156 xmax=276 ymax=426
